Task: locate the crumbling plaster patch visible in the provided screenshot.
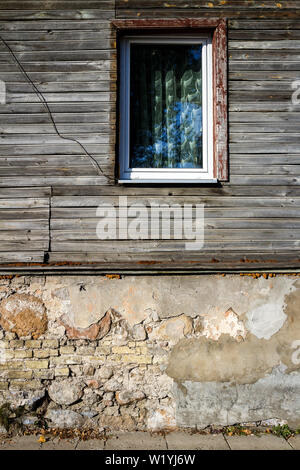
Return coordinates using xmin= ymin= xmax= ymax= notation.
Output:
xmin=246 ymin=303 xmax=287 ymax=340
xmin=199 ymin=307 xmax=247 ymax=341
xmin=166 ymin=280 xmax=300 ymax=385
xmin=0 ymin=293 xmax=47 ymax=339
xmin=44 ymin=276 xmax=158 ymax=330
xmin=42 ymin=275 xmax=297 ymax=335
xmin=148 ymin=314 xmax=193 ymax=344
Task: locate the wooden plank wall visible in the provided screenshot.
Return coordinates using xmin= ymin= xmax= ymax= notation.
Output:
xmin=0 ymin=0 xmax=300 ymax=270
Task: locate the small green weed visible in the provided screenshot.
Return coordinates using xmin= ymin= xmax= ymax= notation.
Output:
xmin=272 ymin=424 xmax=294 ymax=439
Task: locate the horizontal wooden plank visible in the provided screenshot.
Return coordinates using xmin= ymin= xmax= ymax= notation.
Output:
xmin=0 ymin=241 xmax=48 ymax=250
xmin=51 ymin=185 xmax=300 ymax=197
xmin=230 ymin=133 xmax=300 ymax=143
xmin=230 ymin=70 xmax=300 ymax=80
xmin=230 ymin=61 xmax=300 ymax=71
xmin=116 ymin=9 xmax=300 ymax=19
xmin=0 ymin=102 xmax=115 ymax=113
xmin=229 ymin=30 xmax=300 ymax=40
xmin=43 ymin=252 xmax=300 ymax=271
xmin=229 ymin=102 xmax=300 ymax=111
xmin=0 ymin=20 xmax=113 ymax=31
xmin=51 ymin=217 xmax=300 ymax=231
xmin=116 ymin=0 xmax=300 ymax=9
xmin=0 ymin=251 xmax=45 ymax=263
xmin=0 ymin=31 xmax=113 ymax=42
xmin=230 ymin=142 xmax=300 ymax=153
xmin=51 ymin=206 xmax=300 ymax=218
xmin=51 ymin=196 xmax=300 ymax=208
xmin=0 ymin=71 xmax=115 ymax=82
xmin=0 ymin=10 xmax=115 ymax=20
xmin=229 ymin=91 xmax=295 ymax=101
xmin=0 ymin=198 xmax=48 ymax=208
xmin=45 ymin=251 xmax=300 ymax=271
xmin=47 ymin=251 xmax=300 ymax=264
xmin=229 ymin=81 xmax=297 ymax=91
xmin=0 ymin=40 xmax=114 ymax=52
xmin=50 ymin=228 xmax=300 ymax=242
xmin=6 ymin=92 xmax=115 ymax=103
xmin=231 ymin=165 xmax=300 ymax=176
xmin=0 ymin=112 xmax=115 ymax=124
xmin=0 ymin=61 xmax=115 ymax=73
xmin=229 ymin=20 xmax=300 ymax=30
xmin=0 ymin=155 xmax=113 ymax=166
xmin=0 ymin=123 xmax=114 ymax=133
xmin=0 ymin=1 xmax=114 ymax=9
xmin=230 ymin=112 xmax=300 ymax=122
xmin=231 ymin=123 xmax=300 ymax=132
xmin=231 ymin=155 xmax=300 ymax=165
xmin=0 ymin=50 xmax=115 ymax=61
xmin=0 ymin=176 xmax=112 ymax=186
xmin=229 ymin=40 xmax=300 ymax=49
xmin=0 ymin=134 xmax=112 ymax=144
xmin=0 ymin=219 xmax=48 ymax=230
xmin=230 ymin=175 xmax=300 ymax=185
xmin=50 ymin=240 xmax=300 ymax=252
xmin=0 ymin=209 xmax=49 ymax=219
xmin=230 ymin=50 xmax=300 ymax=60
xmin=0 ymin=144 xmax=113 ymax=155
xmin=230 ymin=102 xmax=298 ymax=112
xmin=0 ymin=230 xmax=48 ymax=241
xmin=0 ymin=168 xmax=110 ymax=177
xmin=4 ymin=82 xmax=115 ymax=93
xmin=0 ymin=187 xmax=51 ymax=197
xmin=204 ymin=218 xmax=300 ymax=230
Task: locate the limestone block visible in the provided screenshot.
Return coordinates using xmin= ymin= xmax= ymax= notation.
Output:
xmin=116 ymin=390 xmax=145 ymax=406
xmin=45 ymin=409 xmax=85 ymax=428
xmin=148 ymin=314 xmax=193 ymax=343
xmin=48 ymin=379 xmax=84 ymax=405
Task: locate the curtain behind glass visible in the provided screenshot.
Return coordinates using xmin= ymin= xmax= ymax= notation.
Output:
xmin=130 ymin=43 xmax=203 ymax=169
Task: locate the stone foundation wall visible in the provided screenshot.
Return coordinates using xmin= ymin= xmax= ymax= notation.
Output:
xmin=0 ymin=274 xmax=300 ymax=432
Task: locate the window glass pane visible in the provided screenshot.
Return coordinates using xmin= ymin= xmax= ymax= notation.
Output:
xmin=130 ymin=43 xmax=203 ymax=169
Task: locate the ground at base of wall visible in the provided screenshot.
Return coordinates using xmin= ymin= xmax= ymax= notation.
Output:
xmin=0 ymin=429 xmax=299 ymax=451
xmin=1 ymin=422 xmax=299 ymax=442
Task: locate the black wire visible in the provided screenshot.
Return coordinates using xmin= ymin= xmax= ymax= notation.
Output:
xmin=0 ymin=34 xmax=117 ymax=183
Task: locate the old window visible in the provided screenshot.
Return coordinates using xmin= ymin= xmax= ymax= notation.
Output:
xmin=113 ymin=19 xmax=228 ymax=183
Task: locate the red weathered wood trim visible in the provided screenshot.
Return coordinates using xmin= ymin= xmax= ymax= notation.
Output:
xmin=112 ymin=17 xmax=229 ymax=182
xmin=213 ymin=18 xmax=228 ymax=181
xmin=111 ymin=18 xmax=221 ymax=29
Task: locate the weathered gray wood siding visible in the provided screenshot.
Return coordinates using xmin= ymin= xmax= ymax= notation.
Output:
xmin=0 ymin=0 xmax=300 ymax=270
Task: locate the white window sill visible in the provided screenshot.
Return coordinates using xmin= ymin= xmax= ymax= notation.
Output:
xmin=118 ymin=179 xmax=218 ymax=184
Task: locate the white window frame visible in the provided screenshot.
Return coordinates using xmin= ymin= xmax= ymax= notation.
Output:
xmin=119 ymin=35 xmax=216 ymax=183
